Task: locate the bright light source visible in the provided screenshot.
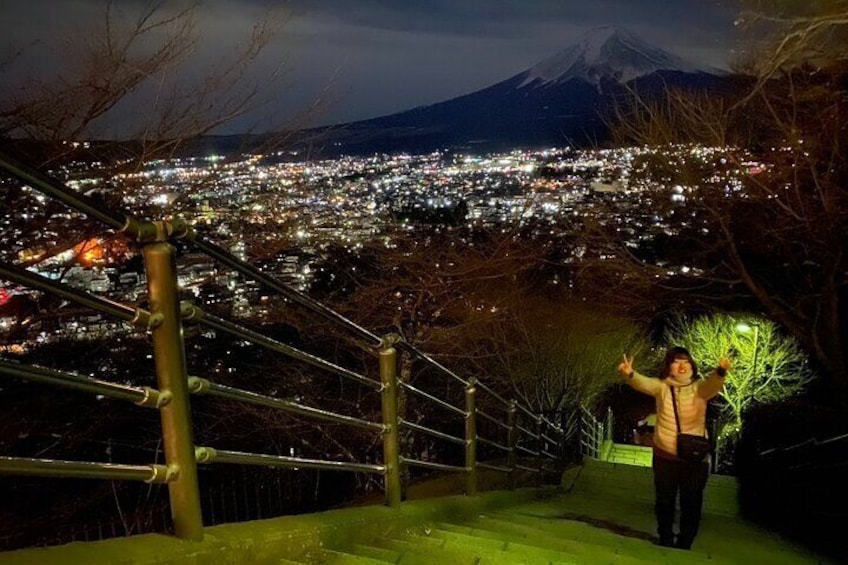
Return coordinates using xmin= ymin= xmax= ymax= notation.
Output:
xmin=736 ymin=323 xmax=752 ymax=333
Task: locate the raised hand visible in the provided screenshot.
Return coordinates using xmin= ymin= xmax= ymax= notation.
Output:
xmin=618 ymin=353 xmax=634 ymax=378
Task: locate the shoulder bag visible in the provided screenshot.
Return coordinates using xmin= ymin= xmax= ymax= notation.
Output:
xmin=670 ymin=385 xmax=710 ymax=463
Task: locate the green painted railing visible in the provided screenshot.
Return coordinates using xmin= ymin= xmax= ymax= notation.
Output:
xmin=0 ymin=150 xmax=568 ymax=546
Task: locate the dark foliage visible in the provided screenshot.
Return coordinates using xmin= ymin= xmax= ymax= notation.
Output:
xmin=736 ymin=400 xmax=848 ymax=562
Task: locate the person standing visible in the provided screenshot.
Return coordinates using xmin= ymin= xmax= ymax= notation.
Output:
xmin=618 ymin=347 xmax=729 ymax=550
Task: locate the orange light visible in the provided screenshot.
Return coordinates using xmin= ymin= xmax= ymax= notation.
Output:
xmin=74 ymin=238 xmax=105 ymax=265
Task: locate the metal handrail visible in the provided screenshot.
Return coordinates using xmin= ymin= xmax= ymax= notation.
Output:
xmin=541 ymin=416 xmax=561 ymax=432
xmin=515 ymin=444 xmax=540 ymax=457
xmin=516 ymin=424 xmax=537 ymax=439
xmin=0 ymin=359 xmax=163 ymax=407
xmin=399 ymin=419 xmax=466 ymax=445
xmin=0 ymin=262 xmax=145 ymax=324
xmin=580 ymin=404 xmax=605 ymax=459
xmin=183 ymin=306 xmax=380 ymax=390
xmin=186 ymin=236 xmax=382 ymax=347
xmin=475 ymin=380 xmax=510 ymax=407
xmin=541 ymin=432 xmax=560 ymax=446
xmin=195 ymin=447 xmax=385 ymax=474
xmin=188 ymin=378 xmax=384 ymax=431
xmin=0 ymin=150 xmax=128 ymax=230
xmin=759 ymin=433 xmax=848 ymax=457
xmin=477 ymin=409 xmax=510 ymax=430
xmin=400 ymin=457 xmax=466 ymax=473
xmin=515 ymin=402 xmax=537 ymax=420
xmin=477 ymin=462 xmax=511 ymax=473
xmin=0 ymin=456 xmax=172 ymax=483
xmin=0 ymin=150 xmax=572 ymax=546
xmin=515 ymin=463 xmax=541 ymax=473
xmin=0 ymin=149 xmax=381 ymax=346
xmin=399 ymin=381 xmax=467 ymax=416
xmin=477 ymin=436 xmax=511 ymax=453
xmin=399 ymin=341 xmax=468 ymax=387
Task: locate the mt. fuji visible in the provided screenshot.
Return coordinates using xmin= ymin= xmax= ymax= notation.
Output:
xmin=290 ymin=27 xmax=730 ymax=156
xmin=521 ymin=26 xmax=722 ymax=87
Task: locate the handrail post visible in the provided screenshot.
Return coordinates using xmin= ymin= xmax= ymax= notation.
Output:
xmin=507 ymin=400 xmax=517 ymax=490
xmin=465 ymin=378 xmax=477 ymax=496
xmin=536 ymin=415 xmax=544 ymax=485
xmin=140 ymin=223 xmax=203 ymax=541
xmin=557 ymin=410 xmax=566 ymax=463
xmin=596 ymin=421 xmax=603 ymax=459
xmin=379 ymin=335 xmax=402 ymax=507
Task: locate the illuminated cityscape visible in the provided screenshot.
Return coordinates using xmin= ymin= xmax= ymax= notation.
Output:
xmin=0 ymin=144 xmax=750 ymax=350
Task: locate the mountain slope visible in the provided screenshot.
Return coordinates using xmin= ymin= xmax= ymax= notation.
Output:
xmin=290 ymin=27 xmax=731 ymax=156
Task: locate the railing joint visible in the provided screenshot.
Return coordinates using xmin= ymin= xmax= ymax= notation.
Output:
xmin=147 ymin=312 xmax=165 ymax=330
xmin=123 ymin=218 xmax=194 ymax=244
xmin=180 ymin=301 xmax=203 ymax=322
xmin=187 ymin=377 xmax=211 ymax=394
xmin=135 ymin=386 xmax=172 ymax=408
xmin=194 ymin=447 xmax=218 ymax=464
xmin=146 ymin=464 xmax=179 ymax=484
xmin=120 ymin=216 xmax=157 ymax=243
xmin=379 ymin=332 xmax=402 ymax=350
xmin=129 ymin=308 xmax=153 ymax=330
xmin=167 ymin=218 xmax=194 ymax=240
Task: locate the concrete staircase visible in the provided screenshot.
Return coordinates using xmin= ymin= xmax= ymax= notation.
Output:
xmin=1 ymin=459 xmax=827 ymax=564
xmin=296 ymin=459 xmax=822 ymax=564
xmin=604 ymin=443 xmax=653 ymax=467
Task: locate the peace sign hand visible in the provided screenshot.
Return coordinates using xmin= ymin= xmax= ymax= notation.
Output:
xmin=618 ymin=353 xmax=634 ymax=378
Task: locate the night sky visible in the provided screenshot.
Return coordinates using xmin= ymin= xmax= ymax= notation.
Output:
xmin=0 ymin=0 xmax=739 ymax=134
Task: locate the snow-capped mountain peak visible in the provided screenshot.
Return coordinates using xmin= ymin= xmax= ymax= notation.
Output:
xmin=521 ymin=25 xmax=716 ymax=87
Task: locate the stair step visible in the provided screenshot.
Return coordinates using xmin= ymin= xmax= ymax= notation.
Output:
xmin=433 ymin=520 xmax=615 ymax=559
xmin=369 ymin=537 xmax=480 ymax=564
xmin=442 ymin=521 xmax=664 ymax=565
xmin=348 ymin=543 xmax=401 ymax=563
xmin=610 ymin=444 xmax=653 ymax=453
xmin=311 ymin=548 xmax=394 ymax=564
xmin=477 ymin=514 xmax=711 ymax=564
xmin=399 ymin=526 xmax=582 ymax=564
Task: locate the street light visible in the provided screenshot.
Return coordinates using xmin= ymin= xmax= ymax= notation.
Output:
xmin=736 ymin=322 xmax=760 ymax=379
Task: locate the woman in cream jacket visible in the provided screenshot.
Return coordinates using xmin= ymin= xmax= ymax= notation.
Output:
xmin=619 ymin=346 xmax=730 ymax=550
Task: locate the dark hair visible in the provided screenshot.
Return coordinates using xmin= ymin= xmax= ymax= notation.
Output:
xmin=660 ymin=346 xmax=700 ymax=380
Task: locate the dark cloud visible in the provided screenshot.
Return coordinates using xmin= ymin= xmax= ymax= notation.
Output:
xmin=0 ymin=0 xmax=740 ymax=134
xmin=280 ymin=0 xmax=736 ymax=42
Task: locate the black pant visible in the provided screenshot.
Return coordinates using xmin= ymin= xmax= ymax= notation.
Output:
xmin=652 ymin=454 xmax=709 ymax=548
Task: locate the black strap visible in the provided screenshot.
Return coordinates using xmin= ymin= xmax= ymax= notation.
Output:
xmin=670 ymin=385 xmax=682 ymax=433
xmin=670 ymin=385 xmax=705 ymax=438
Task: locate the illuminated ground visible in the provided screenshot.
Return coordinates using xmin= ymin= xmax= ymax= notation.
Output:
xmin=315 ymin=458 xmax=830 ymax=564
xmin=1 ymin=458 xmax=830 ymax=564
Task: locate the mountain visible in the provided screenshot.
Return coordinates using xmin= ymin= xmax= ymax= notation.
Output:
xmin=520 ymin=25 xmax=721 ymax=86
xmin=288 ymin=26 xmax=731 ymax=157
